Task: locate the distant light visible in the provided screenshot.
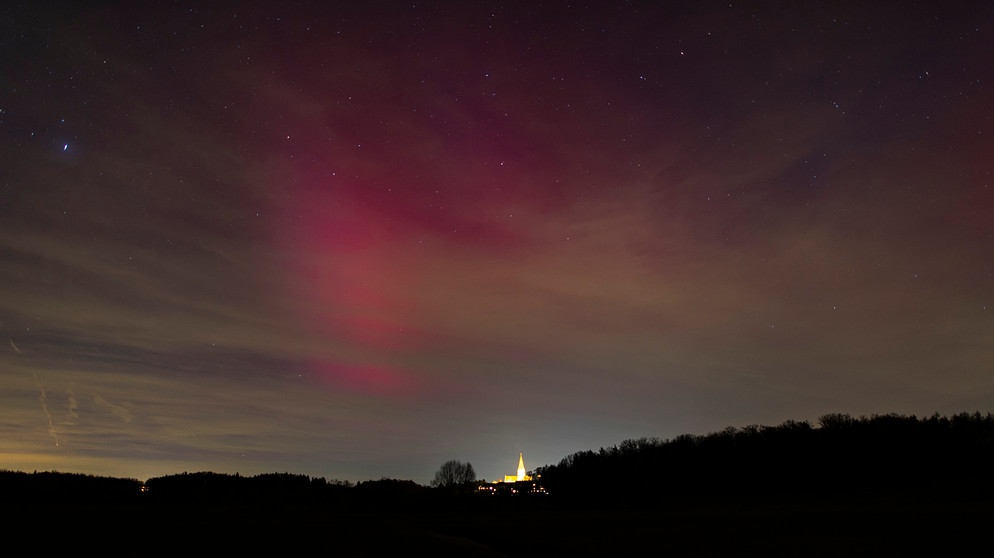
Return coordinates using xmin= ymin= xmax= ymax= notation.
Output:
xmin=63 ymin=144 xmax=68 ymax=151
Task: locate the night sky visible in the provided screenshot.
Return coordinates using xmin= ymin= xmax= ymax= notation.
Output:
xmin=3 ymin=1 xmax=993 ymax=484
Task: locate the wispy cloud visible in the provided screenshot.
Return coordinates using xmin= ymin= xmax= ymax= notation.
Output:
xmin=32 ymin=371 xmax=59 ymax=447
xmin=93 ymin=395 xmax=133 ymax=424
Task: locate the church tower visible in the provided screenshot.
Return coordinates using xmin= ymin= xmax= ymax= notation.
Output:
xmin=496 ymin=452 xmax=535 ymax=483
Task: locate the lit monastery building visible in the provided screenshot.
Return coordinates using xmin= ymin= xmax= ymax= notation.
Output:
xmin=480 ymin=453 xmax=547 ymax=495
xmin=500 ymin=452 xmax=532 ymax=483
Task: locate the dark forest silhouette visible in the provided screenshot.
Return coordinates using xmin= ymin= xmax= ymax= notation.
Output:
xmin=536 ymin=411 xmax=994 ymax=507
xmin=4 ymin=411 xmax=993 ymax=556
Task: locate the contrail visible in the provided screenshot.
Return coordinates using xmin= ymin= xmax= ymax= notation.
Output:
xmin=32 ymin=371 xmax=59 ymax=447
xmin=16 ymin=341 xmax=62 ymax=446
xmin=12 ymin=340 xmax=61 ymax=445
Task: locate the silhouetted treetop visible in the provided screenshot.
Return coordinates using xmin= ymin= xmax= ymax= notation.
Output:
xmin=0 ymin=470 xmax=142 ymax=504
xmin=536 ymin=412 xmax=994 ymax=507
xmin=431 ymin=459 xmax=476 ymax=489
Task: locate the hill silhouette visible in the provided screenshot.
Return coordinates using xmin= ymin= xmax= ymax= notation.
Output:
xmin=3 ymin=412 xmax=993 ymax=556
xmin=537 ymin=411 xmax=994 ymax=506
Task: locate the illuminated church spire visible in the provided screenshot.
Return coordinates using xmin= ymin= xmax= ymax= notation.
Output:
xmin=495 ymin=452 xmax=534 ymax=483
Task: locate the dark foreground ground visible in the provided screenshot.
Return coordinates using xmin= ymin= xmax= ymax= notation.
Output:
xmin=7 ymin=493 xmax=991 ymax=556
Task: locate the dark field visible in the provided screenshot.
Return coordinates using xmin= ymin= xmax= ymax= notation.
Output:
xmin=8 ymin=493 xmax=990 ymax=556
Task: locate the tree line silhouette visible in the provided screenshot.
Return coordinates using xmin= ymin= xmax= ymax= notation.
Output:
xmin=535 ymin=412 xmax=994 ymax=508
xmin=4 ymin=412 xmax=994 ymax=555
xmin=4 ymin=411 xmax=994 ymax=511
